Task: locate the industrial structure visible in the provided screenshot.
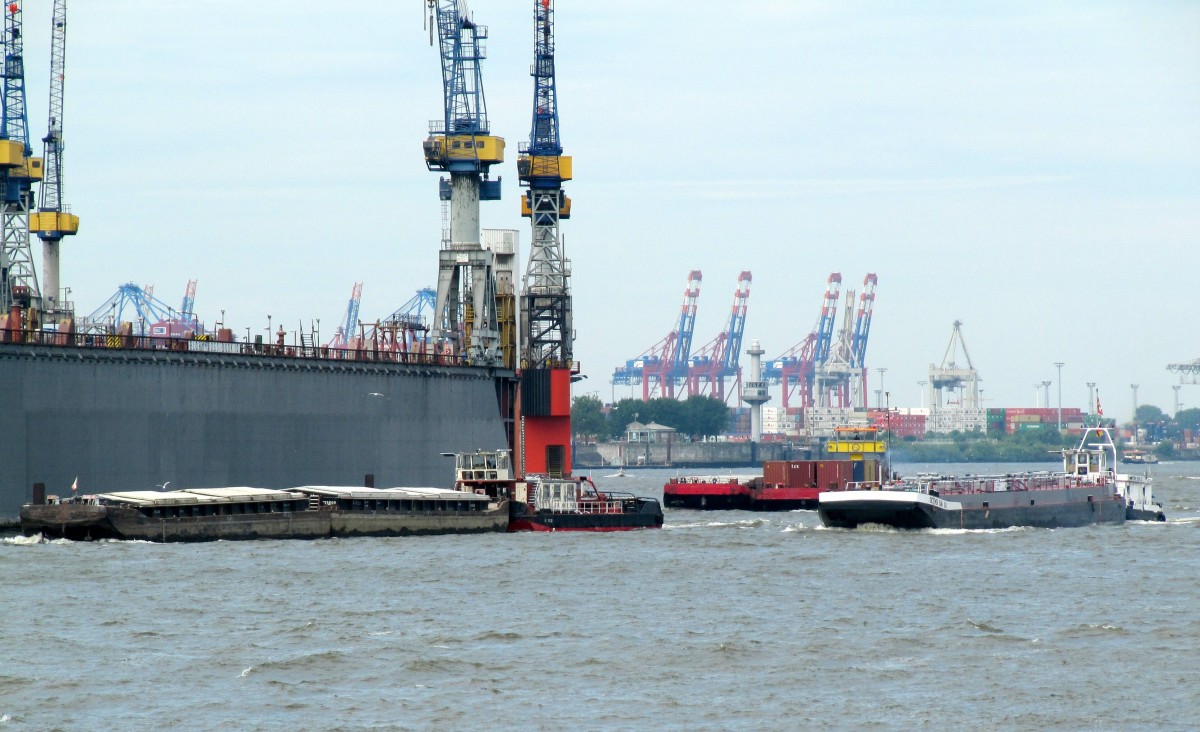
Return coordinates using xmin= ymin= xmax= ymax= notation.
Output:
xmin=78 ymin=282 xmax=204 ymax=337
xmin=742 ymin=339 xmax=769 ymax=442
xmin=762 ymin=273 xmax=878 ymax=412
xmin=929 ymin=320 xmax=980 ymax=409
xmin=685 ymin=270 xmax=751 ymax=403
xmin=1168 ymin=358 xmax=1200 ymax=386
xmin=29 ymin=0 xmax=77 ymax=319
xmin=516 ymin=0 xmax=574 ymax=478
xmin=424 ymin=0 xmax=505 ymax=367
xmin=325 ymin=282 xmax=363 ymax=350
xmin=612 ymin=270 xmax=702 ymax=400
xmin=0 ymin=1 xmax=44 ymax=320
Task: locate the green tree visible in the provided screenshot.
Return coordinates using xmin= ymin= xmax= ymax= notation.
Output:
xmin=1135 ymin=404 xmax=1165 ymax=423
xmin=607 ymin=399 xmax=644 ymax=440
xmin=571 ymin=394 xmax=607 ymax=441
xmin=680 ymin=395 xmax=730 ymax=438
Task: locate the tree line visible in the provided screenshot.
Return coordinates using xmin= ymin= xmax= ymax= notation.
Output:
xmin=571 ymin=395 xmax=730 ymax=442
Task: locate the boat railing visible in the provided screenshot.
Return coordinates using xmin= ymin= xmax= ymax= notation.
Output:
xmin=541 ymin=498 xmax=626 ymax=514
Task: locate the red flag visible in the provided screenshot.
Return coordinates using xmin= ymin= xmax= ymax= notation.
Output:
xmin=1096 ymin=392 xmax=1103 ymax=416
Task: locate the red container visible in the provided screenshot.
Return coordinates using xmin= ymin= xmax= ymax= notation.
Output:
xmin=763 ymin=461 xmax=788 ymax=486
xmin=786 ymin=461 xmax=817 ymax=487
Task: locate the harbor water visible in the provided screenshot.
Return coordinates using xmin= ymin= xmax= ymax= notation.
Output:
xmin=3 ymin=461 xmax=1198 ymax=731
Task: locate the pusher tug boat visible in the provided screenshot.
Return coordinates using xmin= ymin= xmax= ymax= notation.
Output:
xmin=818 ymin=427 xmax=1164 ymax=530
xmin=453 ymin=450 xmax=663 ymax=532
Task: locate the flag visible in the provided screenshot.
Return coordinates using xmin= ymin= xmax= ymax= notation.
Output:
xmin=1096 ymin=392 xmax=1103 ymax=417
xmin=71 ymin=476 xmax=78 ymax=492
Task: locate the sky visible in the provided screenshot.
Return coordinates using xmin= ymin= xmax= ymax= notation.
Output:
xmin=19 ymin=1 xmax=1199 ymax=421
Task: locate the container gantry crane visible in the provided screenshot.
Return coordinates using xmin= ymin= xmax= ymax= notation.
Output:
xmin=30 ymin=0 xmax=77 ymax=318
xmin=0 ymin=1 xmax=45 ymax=321
xmin=516 ymin=0 xmax=576 ymax=478
xmin=424 ymin=0 xmax=504 ymax=366
xmin=764 ymin=273 xmax=842 ymax=409
xmin=179 ymin=279 xmax=197 ymax=322
xmin=363 ymin=287 xmax=436 ymax=355
xmin=849 ymin=273 xmax=878 ymax=402
xmin=686 ymin=271 xmax=751 ymax=403
xmin=81 ymin=283 xmax=201 ymax=337
xmin=612 ymin=270 xmax=702 ymax=401
xmin=326 ymin=282 xmax=363 ymax=350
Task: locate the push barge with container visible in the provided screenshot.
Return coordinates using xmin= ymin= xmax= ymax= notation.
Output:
xmin=663 ymin=427 xmax=887 ymax=510
xmin=818 ymin=428 xmax=1165 ymax=530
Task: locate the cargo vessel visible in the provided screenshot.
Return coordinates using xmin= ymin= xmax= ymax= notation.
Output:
xmin=818 ymin=427 xmax=1165 ymax=529
xmin=453 ymin=449 xmax=663 ymax=532
xmin=663 ymin=427 xmax=887 ymax=510
xmin=0 ymin=332 xmax=514 ymax=525
xmin=20 ymin=484 xmax=507 ymax=542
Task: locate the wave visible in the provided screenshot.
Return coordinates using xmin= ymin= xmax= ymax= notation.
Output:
xmin=1 ymin=533 xmax=46 ymax=546
xmin=664 ymin=518 xmax=765 ymax=530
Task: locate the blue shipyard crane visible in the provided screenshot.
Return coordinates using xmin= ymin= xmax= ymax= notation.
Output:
xmin=518 ymin=0 xmax=573 ymax=370
xmin=612 ymin=270 xmax=702 ymax=401
xmin=179 ymin=279 xmax=197 ymax=322
xmin=0 ymin=1 xmax=45 ymax=315
xmin=687 ymin=271 xmax=751 ymax=403
xmin=849 ymin=273 xmax=877 ymax=369
xmin=424 ymin=0 xmax=504 ymax=366
xmin=29 ymin=0 xmax=77 ymax=316
xmin=81 ymin=283 xmax=202 ymax=337
xmin=326 ymin=282 xmax=363 ymax=349
xmin=363 ymin=287 xmax=437 ymax=354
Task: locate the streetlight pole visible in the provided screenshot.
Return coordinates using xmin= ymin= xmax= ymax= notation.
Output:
xmin=1173 ymin=385 xmax=1182 ymax=417
xmin=1054 ymin=362 xmax=1064 ymax=431
xmin=917 ymin=381 xmax=926 ymax=409
xmin=877 ymin=368 xmax=887 ymax=408
xmin=1042 ymin=381 xmax=1051 ymax=411
xmin=1087 ymin=382 xmax=1096 ymax=417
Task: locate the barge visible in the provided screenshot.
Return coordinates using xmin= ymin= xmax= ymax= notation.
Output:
xmin=818 ymin=428 xmax=1165 ymax=530
xmin=664 ymin=427 xmax=887 ymax=510
xmin=20 ymin=484 xmax=508 ymax=542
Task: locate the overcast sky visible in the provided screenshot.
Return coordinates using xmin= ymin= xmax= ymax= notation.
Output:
xmin=23 ymin=1 xmax=1199 ymax=420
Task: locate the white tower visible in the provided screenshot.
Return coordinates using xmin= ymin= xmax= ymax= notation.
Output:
xmin=742 ymin=339 xmax=770 ymax=442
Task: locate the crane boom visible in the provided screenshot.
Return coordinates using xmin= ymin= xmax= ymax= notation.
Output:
xmin=30 ymin=0 xmax=79 ymax=317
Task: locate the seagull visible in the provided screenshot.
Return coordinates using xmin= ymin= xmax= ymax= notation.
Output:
xmin=156 ymin=481 xmax=171 ymax=491
xmin=366 ymin=392 xmax=385 ymax=397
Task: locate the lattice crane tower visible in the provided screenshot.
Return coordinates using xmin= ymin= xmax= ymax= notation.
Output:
xmin=518 ymin=0 xmax=572 ymax=370
xmin=0 ymin=1 xmax=45 ymax=316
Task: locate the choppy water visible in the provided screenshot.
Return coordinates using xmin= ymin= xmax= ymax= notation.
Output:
xmin=3 ymin=461 xmax=1198 ymax=731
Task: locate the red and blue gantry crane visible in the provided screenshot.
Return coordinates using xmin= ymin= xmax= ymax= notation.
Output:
xmin=612 ymin=270 xmax=702 ymax=401
xmin=686 ymin=271 xmax=751 ymax=403
xmin=763 ymin=273 xmax=842 ymax=409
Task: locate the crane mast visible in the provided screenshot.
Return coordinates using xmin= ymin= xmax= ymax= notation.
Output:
xmin=513 ymin=0 xmax=577 ymax=479
xmin=31 ymin=0 xmax=78 ymax=318
xmin=424 ymin=0 xmax=504 ymax=366
xmin=0 ymin=1 xmax=44 ymax=319
xmin=518 ymin=0 xmax=572 ymax=370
